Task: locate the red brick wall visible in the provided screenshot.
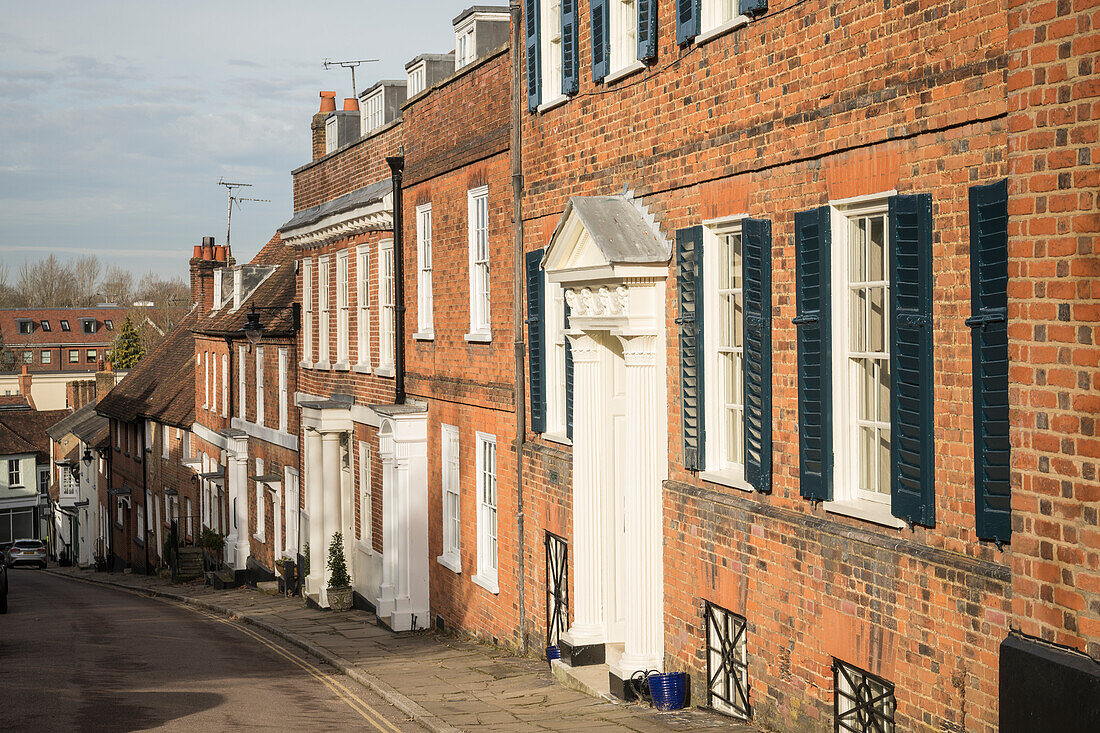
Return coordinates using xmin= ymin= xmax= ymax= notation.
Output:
xmin=145 ymin=421 xmax=202 ymax=563
xmin=1006 ymin=0 xmax=1100 ymax=659
xmin=292 ymin=123 xmax=404 ymax=212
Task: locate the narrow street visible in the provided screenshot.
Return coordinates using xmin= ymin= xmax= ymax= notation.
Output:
xmin=0 ymin=569 xmax=423 ymax=732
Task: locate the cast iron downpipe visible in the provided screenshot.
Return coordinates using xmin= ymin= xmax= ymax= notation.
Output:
xmin=386 ymin=154 xmax=407 ymax=405
xmin=509 ymin=0 xmax=528 ymax=654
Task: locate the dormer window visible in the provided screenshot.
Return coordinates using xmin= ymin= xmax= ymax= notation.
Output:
xmin=233 ymin=268 xmax=243 ymax=310
xmin=325 ymin=116 xmax=338 ymax=154
xmin=60 ymin=320 xmax=70 ymax=331
xmin=81 ymin=318 xmax=96 ymax=334
xmin=361 ymin=88 xmax=384 ymax=133
xmin=213 ymin=269 xmax=224 ymax=310
xmin=452 ymin=8 xmax=509 ymax=70
xmin=40 ymin=320 xmax=51 ymax=332
xmin=358 ymin=82 xmax=406 ymax=136
xmin=407 ymin=62 xmax=426 ymax=97
xmin=17 ymin=320 xmax=32 ymax=334
xmin=104 ymin=320 xmax=113 ymax=330
xmin=456 ymin=26 xmax=475 ymax=68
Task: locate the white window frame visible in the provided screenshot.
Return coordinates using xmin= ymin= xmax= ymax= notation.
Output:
xmin=466 ymin=186 xmax=491 ymax=339
xmin=701 ymin=220 xmax=752 ymax=492
xmin=355 ymin=245 xmax=371 ymax=370
xmin=232 ymin=268 xmax=243 ymax=310
xmin=238 ymin=344 xmax=247 ymax=417
xmin=317 ymin=256 xmax=330 ymax=368
xmin=609 ymin=0 xmax=639 ymax=76
xmin=325 ymin=115 xmax=338 ymax=154
xmin=41 ymin=350 xmax=51 ymax=364
xmin=407 ymin=62 xmax=426 ymax=96
xmin=543 ymin=275 xmax=570 ymax=442
xmin=700 ymin=0 xmax=747 ymax=39
xmin=284 ymin=467 xmax=299 ymax=556
xmin=186 ymin=497 xmax=193 ymax=537
xmin=336 ymin=251 xmax=350 ymax=366
xmin=221 ymin=352 xmax=229 ymax=418
xmin=357 ymin=441 xmax=372 ymax=549
xmin=541 ymin=0 xmax=564 ymax=103
xmin=360 ymin=88 xmax=384 ymax=134
xmin=455 ymin=23 xmax=475 ymax=68
xmin=162 ymin=424 xmax=170 ymax=460
xmin=7 ymin=459 xmax=21 ymax=488
xmin=144 ymin=420 xmax=153 ymax=452
xmin=254 ymin=457 xmax=265 ymax=541
xmin=438 ymin=424 xmax=462 ymax=573
xmin=255 ymin=346 xmax=265 ymax=427
xmin=416 ymin=203 xmax=434 ymax=337
xmin=302 ymin=258 xmax=314 ymax=366
xmin=136 ymin=502 xmax=145 ymax=538
xmin=278 ymin=348 xmax=288 ymax=433
xmin=473 ymin=432 xmax=498 ymax=593
xmin=203 ymin=351 xmax=209 ymax=408
xmin=213 ymin=268 xmax=223 ymax=309
xmin=826 ymin=197 xmax=904 ymax=529
xmin=378 ymin=240 xmax=395 ymax=373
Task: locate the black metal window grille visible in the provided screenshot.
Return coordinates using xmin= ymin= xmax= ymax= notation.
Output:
xmin=834 ymin=659 xmax=896 ymax=733
xmin=705 ymin=601 xmax=750 ymax=720
xmin=545 ymin=532 xmax=568 ymax=646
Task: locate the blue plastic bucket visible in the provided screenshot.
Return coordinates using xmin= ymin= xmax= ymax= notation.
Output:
xmin=648 ymin=672 xmax=688 ymax=711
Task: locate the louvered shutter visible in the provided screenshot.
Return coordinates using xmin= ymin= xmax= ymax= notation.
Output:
xmin=562 ymin=0 xmax=579 ymax=95
xmin=565 ymin=299 xmax=574 ymax=440
xmin=526 ymin=249 xmax=546 ymax=433
xmin=739 ymin=0 xmax=769 ymax=17
xmin=591 ymin=0 xmax=610 ymax=82
xmin=968 ymin=179 xmax=1011 ymax=545
xmin=889 ymin=194 xmax=936 ymax=527
xmin=742 ymin=218 xmax=772 ymax=493
xmin=637 ymin=0 xmax=658 ymax=62
xmin=677 ymin=226 xmax=705 ymax=471
xmin=525 ymin=0 xmax=541 ymax=111
xmin=676 ymin=0 xmax=700 ymax=45
xmin=794 ymin=207 xmax=832 ymax=501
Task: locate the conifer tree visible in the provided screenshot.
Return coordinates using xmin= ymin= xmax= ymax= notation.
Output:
xmin=110 ymin=316 xmax=146 ymax=369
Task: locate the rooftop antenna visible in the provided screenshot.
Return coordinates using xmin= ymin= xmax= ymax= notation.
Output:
xmin=322 ymin=58 xmax=379 ymax=100
xmin=217 ymin=179 xmax=270 ymax=250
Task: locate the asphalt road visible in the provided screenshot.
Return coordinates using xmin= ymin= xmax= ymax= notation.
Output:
xmin=0 ymin=568 xmax=426 ymax=732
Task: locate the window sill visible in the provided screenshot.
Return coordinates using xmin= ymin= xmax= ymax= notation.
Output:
xmin=695 ymin=15 xmax=750 ymax=46
xmin=299 ymin=360 xmax=314 ymax=369
xmin=699 ymin=469 xmax=754 ymax=493
xmin=254 ymin=533 xmax=266 ymax=542
xmin=352 ymin=363 xmax=372 ymax=375
xmin=541 ymin=431 xmax=572 ymax=447
xmin=413 ymin=331 xmax=435 ymax=341
xmin=333 ymin=361 xmax=351 ymax=372
xmin=437 ymin=554 xmax=462 ymax=574
xmin=824 ymin=499 xmax=906 ymax=530
xmin=538 ymin=94 xmax=569 ymax=114
xmin=374 ymin=365 xmax=395 ymax=378
xmin=604 ymin=60 xmax=646 ymax=86
xmin=314 ymin=360 xmax=331 ymax=371
xmin=133 ymin=538 xmax=144 ymax=547
xmin=464 ymin=331 xmax=492 ymax=344
xmin=472 ymin=572 xmax=499 ymax=595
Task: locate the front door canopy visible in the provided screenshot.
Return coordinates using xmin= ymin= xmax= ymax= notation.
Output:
xmin=541 ymin=195 xmax=671 ymax=286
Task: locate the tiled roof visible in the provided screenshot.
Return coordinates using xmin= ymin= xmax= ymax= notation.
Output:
xmin=0 ymin=406 xmax=72 ymax=460
xmin=46 ymin=400 xmax=109 ymax=450
xmin=96 ymin=308 xmax=198 ymax=428
xmin=193 ymin=233 xmax=297 ymax=338
xmin=0 ymin=306 xmax=127 ymax=347
xmin=0 ymin=394 xmax=33 ymax=411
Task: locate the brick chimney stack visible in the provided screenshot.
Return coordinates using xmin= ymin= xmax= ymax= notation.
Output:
xmin=190 ymin=236 xmax=225 ymax=311
xmin=95 ymin=361 xmax=115 ymax=403
xmin=313 ymin=91 xmax=337 ymax=161
xmin=18 ymin=365 xmax=33 ymax=406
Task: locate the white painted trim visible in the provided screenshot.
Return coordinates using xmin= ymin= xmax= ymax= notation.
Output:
xmin=699 ymin=470 xmax=754 ymax=493
xmin=541 ymin=432 xmax=572 ymax=447
xmin=537 ymin=95 xmax=569 ymax=114
xmin=825 ymin=499 xmax=907 ymax=529
xmin=829 ymin=190 xmax=899 ymax=209
xmin=191 ymin=422 xmax=228 ymax=451
xmin=413 ymin=331 xmax=435 ymax=341
xmin=333 ymin=361 xmax=351 ymax=371
xmin=695 ymin=14 xmax=749 ymax=45
xmin=350 ymin=404 xmax=381 ymax=428
xmin=604 ymin=59 xmax=645 ymax=85
xmin=463 ymin=331 xmax=492 ymax=343
xmin=701 ymin=212 xmax=750 ymax=228
xmin=352 ymin=364 xmax=373 ymax=374
xmin=437 ymin=554 xmax=462 ymax=574
xmin=280 ymin=197 xmax=393 ymax=248
xmin=374 ymin=366 xmax=395 ymax=378
xmin=229 ymin=417 xmax=299 ymax=451
xmin=472 ymin=573 xmax=499 ymax=594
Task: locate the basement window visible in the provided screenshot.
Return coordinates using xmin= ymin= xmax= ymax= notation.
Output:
xmin=834 ymin=659 xmax=896 ymax=733
xmin=705 ymin=602 xmax=750 ymax=720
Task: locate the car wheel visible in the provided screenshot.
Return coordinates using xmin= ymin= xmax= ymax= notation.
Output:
xmin=0 ymin=593 xmax=7 ymax=614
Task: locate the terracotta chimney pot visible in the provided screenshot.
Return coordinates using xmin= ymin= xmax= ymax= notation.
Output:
xmin=343 ymin=97 xmax=359 ymax=111
xmin=193 ymin=244 xmax=203 ymax=259
xmin=214 ymin=245 xmax=226 ymax=261
xmin=319 ymin=91 xmax=337 ymax=113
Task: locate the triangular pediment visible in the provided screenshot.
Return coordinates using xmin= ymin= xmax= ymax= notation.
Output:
xmin=542 ymin=195 xmax=671 ymax=278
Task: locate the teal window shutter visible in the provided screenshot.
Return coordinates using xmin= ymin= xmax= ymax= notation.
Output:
xmin=968 ymin=179 xmax=1011 ymax=545
xmin=742 ymin=218 xmax=773 ymax=493
xmin=677 ymin=226 xmax=704 ymax=471
xmin=562 ymin=0 xmax=579 ymax=95
xmin=794 ymin=207 xmax=832 ymax=501
xmin=565 ymin=299 xmax=573 ymax=439
xmin=526 ymin=249 xmax=546 ymax=433
xmin=676 ymin=0 xmax=700 ymax=45
xmin=637 ymin=0 xmax=658 ymax=62
xmin=590 ymin=0 xmax=609 ymax=82
xmin=889 ymin=194 xmax=936 ymax=527
xmin=525 ymin=0 xmax=541 ymax=111
xmin=739 ymin=0 xmax=768 ymax=17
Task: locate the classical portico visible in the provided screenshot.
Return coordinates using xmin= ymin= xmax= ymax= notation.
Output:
xmin=542 ymin=194 xmax=671 ymax=699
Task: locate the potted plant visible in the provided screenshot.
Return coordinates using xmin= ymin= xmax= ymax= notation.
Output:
xmin=326 ymin=532 xmax=353 ymax=611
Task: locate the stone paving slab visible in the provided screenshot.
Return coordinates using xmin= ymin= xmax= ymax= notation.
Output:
xmin=46 ymin=567 xmax=761 ymax=733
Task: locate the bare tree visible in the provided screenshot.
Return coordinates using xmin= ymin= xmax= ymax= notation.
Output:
xmin=71 ymin=255 xmax=103 ymax=306
xmin=100 ymin=265 xmax=134 ymax=306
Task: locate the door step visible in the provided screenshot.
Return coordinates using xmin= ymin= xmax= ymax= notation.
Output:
xmin=551 ymin=660 xmax=615 ymax=702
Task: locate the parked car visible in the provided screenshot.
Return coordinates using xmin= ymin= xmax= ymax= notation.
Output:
xmin=7 ymin=539 xmax=47 ymax=568
xmin=1 ymin=553 xmax=7 ymax=613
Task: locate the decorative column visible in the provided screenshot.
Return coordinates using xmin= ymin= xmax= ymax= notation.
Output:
xmin=305 ymin=428 xmax=324 ymax=596
xmin=615 ymin=334 xmax=665 ymax=677
xmin=560 ymin=332 xmax=608 ymax=656
xmin=229 ymin=444 xmax=250 ymax=571
xmin=376 ymin=430 xmax=396 ymax=619
xmin=321 ymin=430 xmax=342 ymax=606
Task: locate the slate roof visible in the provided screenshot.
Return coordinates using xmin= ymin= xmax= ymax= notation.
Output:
xmin=545 ymin=195 xmax=671 ymax=266
xmin=96 ymin=309 xmax=198 ymax=428
xmin=193 ymin=233 xmax=297 ymax=338
xmin=279 ymin=179 xmax=391 ymax=233
xmin=0 ymin=406 xmax=72 ymax=460
xmin=46 ymin=400 xmax=109 ymax=450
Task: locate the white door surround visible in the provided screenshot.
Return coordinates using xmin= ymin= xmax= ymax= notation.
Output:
xmin=541 ymin=194 xmax=670 ymax=699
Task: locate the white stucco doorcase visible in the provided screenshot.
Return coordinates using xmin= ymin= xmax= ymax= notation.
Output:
xmin=542 ymin=194 xmax=670 ymax=698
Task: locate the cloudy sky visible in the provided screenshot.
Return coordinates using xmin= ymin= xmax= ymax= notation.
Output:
xmin=0 ymin=0 xmax=479 ymax=280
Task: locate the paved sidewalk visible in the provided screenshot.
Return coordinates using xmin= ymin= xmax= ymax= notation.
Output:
xmin=46 ymin=567 xmax=758 ymax=733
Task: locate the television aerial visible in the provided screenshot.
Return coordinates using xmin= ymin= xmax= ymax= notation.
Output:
xmin=322 ymin=58 xmax=379 ymax=100
xmin=217 ymin=179 xmax=269 ymax=250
